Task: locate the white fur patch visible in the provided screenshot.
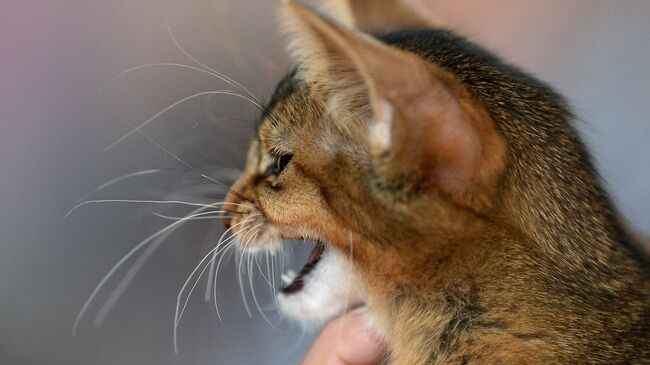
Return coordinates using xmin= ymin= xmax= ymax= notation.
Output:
xmin=368 ymin=99 xmax=393 ymax=156
xmin=278 ymin=247 xmax=365 ymax=323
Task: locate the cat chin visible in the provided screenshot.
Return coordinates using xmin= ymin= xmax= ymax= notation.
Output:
xmin=277 ymin=245 xmax=366 ymax=323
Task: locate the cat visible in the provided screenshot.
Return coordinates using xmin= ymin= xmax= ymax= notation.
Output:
xmin=223 ymin=0 xmax=650 ymax=364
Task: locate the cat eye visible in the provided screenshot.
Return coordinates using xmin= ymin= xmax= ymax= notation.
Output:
xmin=266 ymin=154 xmax=293 ymax=176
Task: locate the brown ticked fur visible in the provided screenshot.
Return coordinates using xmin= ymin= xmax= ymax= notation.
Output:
xmin=225 ymin=1 xmax=650 ymax=364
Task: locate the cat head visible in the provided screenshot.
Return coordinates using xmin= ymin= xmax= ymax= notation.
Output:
xmin=223 ymin=0 xmax=507 ymax=322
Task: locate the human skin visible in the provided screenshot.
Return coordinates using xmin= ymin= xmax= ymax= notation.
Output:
xmin=302 ymin=313 xmax=387 ymax=365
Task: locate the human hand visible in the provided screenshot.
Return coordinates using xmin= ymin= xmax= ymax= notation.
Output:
xmin=301 ymin=311 xmax=387 ymax=365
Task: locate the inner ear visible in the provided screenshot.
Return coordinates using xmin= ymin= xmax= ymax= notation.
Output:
xmin=282 ymin=0 xmax=432 ymax=145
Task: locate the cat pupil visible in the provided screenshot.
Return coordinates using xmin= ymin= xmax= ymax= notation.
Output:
xmin=268 ymin=154 xmax=293 ymax=176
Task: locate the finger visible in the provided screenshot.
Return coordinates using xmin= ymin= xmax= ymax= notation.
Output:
xmin=302 ymin=312 xmax=386 ymax=365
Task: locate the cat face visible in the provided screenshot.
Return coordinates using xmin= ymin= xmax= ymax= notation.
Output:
xmin=224 ymin=74 xmax=368 ymax=321
xmin=223 ymin=0 xmax=505 ymax=323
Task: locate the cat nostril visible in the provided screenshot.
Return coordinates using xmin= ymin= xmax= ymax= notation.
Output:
xmin=222 ymin=216 xmax=232 ymax=229
xmin=253 ymin=174 xmax=266 ymax=186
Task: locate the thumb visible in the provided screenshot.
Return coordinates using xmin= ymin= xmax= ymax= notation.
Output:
xmin=301 ymin=311 xmax=386 ymax=365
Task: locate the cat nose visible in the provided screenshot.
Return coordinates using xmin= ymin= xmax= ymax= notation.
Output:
xmin=223 ymin=176 xmax=248 ymax=229
xmin=222 ymin=216 xmax=232 ymax=229
xmin=221 ymin=198 xmax=238 ymax=230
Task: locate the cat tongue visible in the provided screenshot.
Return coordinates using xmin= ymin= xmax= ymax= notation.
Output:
xmin=281 ymin=241 xmax=325 ymax=294
xmin=307 ymin=241 xmax=324 ymax=264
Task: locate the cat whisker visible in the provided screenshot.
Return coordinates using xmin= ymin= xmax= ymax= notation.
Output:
xmin=245 ymin=227 xmax=278 ymax=329
xmin=212 ymin=239 xmax=235 ymax=320
xmin=105 ymin=90 xmax=262 ymax=151
xmin=235 ymin=222 xmax=265 ymax=319
xmin=211 ymin=1 xmax=256 ymax=89
xmin=205 ymin=235 xmax=220 ymax=302
xmin=175 ymin=217 xmax=253 ymax=322
xmin=173 ymin=215 xmax=260 ymax=353
xmin=152 ymin=210 xmax=240 ymax=221
xmin=106 ymin=63 xmax=253 ymax=95
xmin=165 ymin=23 xmax=261 ymax=104
xmin=92 ymin=169 xmax=167 ymax=194
xmin=165 ymin=22 xmax=285 ymax=128
xmin=211 ymin=224 xmax=251 ymax=320
xmin=130 ymin=126 xmax=253 ymax=204
xmin=207 ymin=214 xmax=262 ymax=319
xmin=91 ymin=208 xmax=232 ymax=327
xmin=152 ymin=213 xmax=225 ymax=221
xmin=274 ymin=245 xmax=287 ymax=309
xmin=268 ymin=249 xmax=278 ymax=311
xmin=265 ymin=251 xmax=275 ymax=304
xmin=203 ymin=210 xmax=259 ymax=301
xmin=65 ymin=199 xmax=244 ymax=221
xmin=216 ymin=41 xmax=282 ymax=85
xmin=173 ymin=222 xmax=246 ymax=355
xmin=174 ymin=238 xmax=239 ymax=353
xmin=176 ymin=235 xmax=237 ymax=325
xmin=254 ymin=253 xmax=280 ymax=315
xmin=287 ymin=323 xmax=309 ymax=356
xmin=73 ymin=205 xmax=216 ymax=335
xmin=104 ymin=106 xmax=251 ymax=203
xmin=259 ymin=302 xmax=283 ymax=312
xmin=256 ymin=252 xmax=273 ymax=291
xmin=157 ymin=186 xmax=227 ymax=203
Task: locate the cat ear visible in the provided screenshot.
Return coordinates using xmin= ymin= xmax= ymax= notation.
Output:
xmin=283 ymin=1 xmax=504 ymax=208
xmin=323 ymin=0 xmax=440 ymax=33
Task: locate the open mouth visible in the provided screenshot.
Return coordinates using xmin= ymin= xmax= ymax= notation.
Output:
xmin=275 ymin=238 xmax=365 ymax=322
xmin=281 ymin=241 xmax=325 ymax=294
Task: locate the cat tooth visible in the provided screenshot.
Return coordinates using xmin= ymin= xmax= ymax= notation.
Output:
xmin=282 ymin=274 xmax=293 ymax=285
xmin=282 ymin=270 xmax=298 ymax=285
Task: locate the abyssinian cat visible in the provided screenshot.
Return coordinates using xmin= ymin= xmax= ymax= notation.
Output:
xmin=223 ymin=0 xmax=650 ymax=363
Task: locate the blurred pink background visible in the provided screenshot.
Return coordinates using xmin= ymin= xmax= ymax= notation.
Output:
xmin=1 ymin=1 xmax=648 ymax=364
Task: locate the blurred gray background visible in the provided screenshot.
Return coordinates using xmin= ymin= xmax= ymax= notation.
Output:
xmin=0 ymin=1 xmax=648 ymax=364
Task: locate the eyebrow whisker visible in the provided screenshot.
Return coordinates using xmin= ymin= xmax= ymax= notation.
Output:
xmin=166 ymin=23 xmax=261 ymax=105
xmin=105 ymin=90 xmax=263 ymax=151
xmin=103 ymin=107 xmax=254 ymax=204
